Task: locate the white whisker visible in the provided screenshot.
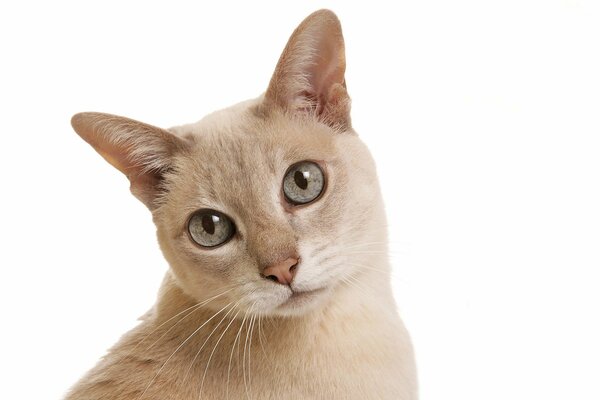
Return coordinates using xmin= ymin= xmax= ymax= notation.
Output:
xmin=339 ymin=241 xmax=388 ymax=250
xmin=247 ymin=313 xmax=257 ymax=397
xmin=345 ymin=262 xmax=389 ymax=274
xmin=182 ymin=300 xmax=241 ymax=389
xmin=198 ymin=306 xmax=242 ymax=400
xmin=227 ymin=308 xmax=250 ymax=400
xmin=145 ymin=289 xmax=234 ymax=353
xmin=137 ymin=302 xmax=233 ymax=400
xmin=341 ymin=276 xmax=370 ymax=298
xmin=243 ymin=303 xmax=257 ymax=400
xmin=116 ymin=288 xmax=234 ymax=369
xmin=257 ymin=315 xmax=274 ymax=376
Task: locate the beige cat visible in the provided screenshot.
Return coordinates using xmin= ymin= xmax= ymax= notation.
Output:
xmin=66 ymin=9 xmax=417 ymax=400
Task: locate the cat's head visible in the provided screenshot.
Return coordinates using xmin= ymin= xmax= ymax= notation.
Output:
xmin=71 ymin=10 xmax=387 ymax=317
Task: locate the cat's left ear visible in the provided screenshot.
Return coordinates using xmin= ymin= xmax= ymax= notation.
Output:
xmin=263 ymin=9 xmax=351 ymax=130
xmin=71 ymin=112 xmax=188 ymax=209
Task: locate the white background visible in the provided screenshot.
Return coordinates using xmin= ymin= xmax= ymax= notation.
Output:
xmin=1 ymin=1 xmax=599 ymax=399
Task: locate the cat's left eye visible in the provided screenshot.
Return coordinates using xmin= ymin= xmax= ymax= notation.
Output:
xmin=187 ymin=210 xmax=235 ymax=248
xmin=283 ymin=161 xmax=325 ymax=205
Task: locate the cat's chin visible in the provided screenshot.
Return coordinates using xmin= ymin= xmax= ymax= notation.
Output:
xmin=269 ymin=287 xmax=329 ymax=317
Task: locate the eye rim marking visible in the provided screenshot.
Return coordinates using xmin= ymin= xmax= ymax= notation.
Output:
xmin=281 ymin=160 xmax=328 ymax=207
xmin=186 ymin=208 xmax=236 ymax=249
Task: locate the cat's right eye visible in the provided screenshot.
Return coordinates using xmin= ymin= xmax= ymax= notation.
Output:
xmin=187 ymin=209 xmax=235 ymax=248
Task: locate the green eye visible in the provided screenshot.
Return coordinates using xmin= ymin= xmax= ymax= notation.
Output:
xmin=188 ymin=210 xmax=235 ymax=248
xmin=283 ymin=161 xmax=325 ymax=205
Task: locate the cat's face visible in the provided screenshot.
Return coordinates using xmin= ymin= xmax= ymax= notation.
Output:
xmin=154 ymin=108 xmax=383 ymax=316
xmin=71 ymin=10 xmax=387 ymax=317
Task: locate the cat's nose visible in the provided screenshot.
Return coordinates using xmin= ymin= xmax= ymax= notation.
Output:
xmin=262 ymin=256 xmax=299 ymax=286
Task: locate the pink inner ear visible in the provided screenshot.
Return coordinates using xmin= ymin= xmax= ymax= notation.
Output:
xmin=88 ymin=137 xmax=137 ymax=177
xmin=308 ymin=32 xmax=345 ymax=100
xmin=300 ymin=34 xmax=348 ymax=124
xmin=71 ymin=112 xmax=186 ymax=209
xmin=264 ymin=10 xmax=350 ymax=129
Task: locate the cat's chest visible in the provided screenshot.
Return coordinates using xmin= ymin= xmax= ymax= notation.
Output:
xmin=129 ymin=323 xmax=406 ymax=400
xmin=147 ymin=352 xmax=376 ymax=400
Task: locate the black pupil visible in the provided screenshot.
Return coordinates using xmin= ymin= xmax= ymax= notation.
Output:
xmin=202 ymin=215 xmax=216 ymax=235
xmin=294 ymin=170 xmax=308 ymax=190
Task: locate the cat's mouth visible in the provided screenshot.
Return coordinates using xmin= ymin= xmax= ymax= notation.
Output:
xmin=277 ymin=287 xmax=327 ymax=310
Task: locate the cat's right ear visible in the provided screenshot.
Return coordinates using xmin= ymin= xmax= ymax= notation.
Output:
xmin=71 ymin=112 xmax=188 ymax=210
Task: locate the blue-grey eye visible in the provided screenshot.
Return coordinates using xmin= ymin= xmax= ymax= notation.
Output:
xmin=188 ymin=210 xmax=235 ymax=248
xmin=283 ymin=161 xmax=325 ymax=205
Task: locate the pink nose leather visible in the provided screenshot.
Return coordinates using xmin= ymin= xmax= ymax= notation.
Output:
xmin=262 ymin=256 xmax=299 ymax=285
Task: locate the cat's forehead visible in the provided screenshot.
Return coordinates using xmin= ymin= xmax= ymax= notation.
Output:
xmin=172 ymin=103 xmax=338 ymax=173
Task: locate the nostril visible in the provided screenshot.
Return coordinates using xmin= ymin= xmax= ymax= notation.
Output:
xmin=262 ymin=256 xmax=299 ymax=285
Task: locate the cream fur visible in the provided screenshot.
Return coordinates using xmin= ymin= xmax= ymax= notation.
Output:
xmin=66 ymin=9 xmax=417 ymax=400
